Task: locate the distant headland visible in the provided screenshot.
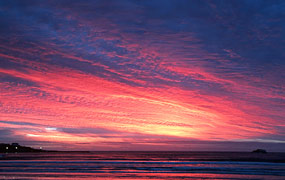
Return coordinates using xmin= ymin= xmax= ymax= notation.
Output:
xmin=252 ymin=149 xmax=267 ymax=154
xmin=0 ymin=143 xmax=47 ymax=153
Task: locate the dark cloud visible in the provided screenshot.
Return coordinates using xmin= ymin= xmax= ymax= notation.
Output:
xmin=0 ymin=120 xmax=42 ymax=126
xmin=0 ymin=74 xmax=39 ymax=87
xmin=60 ymin=127 xmax=122 ymax=135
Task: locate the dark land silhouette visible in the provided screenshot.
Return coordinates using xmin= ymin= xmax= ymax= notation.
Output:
xmin=252 ymin=149 xmax=267 ymax=154
xmin=0 ymin=143 xmax=46 ymax=153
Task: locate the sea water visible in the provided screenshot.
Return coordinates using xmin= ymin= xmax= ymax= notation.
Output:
xmin=0 ymin=151 xmax=284 ymax=179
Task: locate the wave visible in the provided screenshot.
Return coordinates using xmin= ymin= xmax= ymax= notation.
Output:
xmin=0 ymin=160 xmax=284 ymax=176
xmin=1 ymin=160 xmax=285 ymax=166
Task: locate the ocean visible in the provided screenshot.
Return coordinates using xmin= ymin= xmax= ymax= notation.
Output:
xmin=0 ymin=151 xmax=284 ymax=179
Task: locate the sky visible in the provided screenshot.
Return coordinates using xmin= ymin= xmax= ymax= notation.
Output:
xmin=0 ymin=0 xmax=284 ymax=151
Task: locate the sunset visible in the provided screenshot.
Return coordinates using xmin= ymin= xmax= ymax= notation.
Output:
xmin=0 ymin=0 xmax=284 ymax=179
